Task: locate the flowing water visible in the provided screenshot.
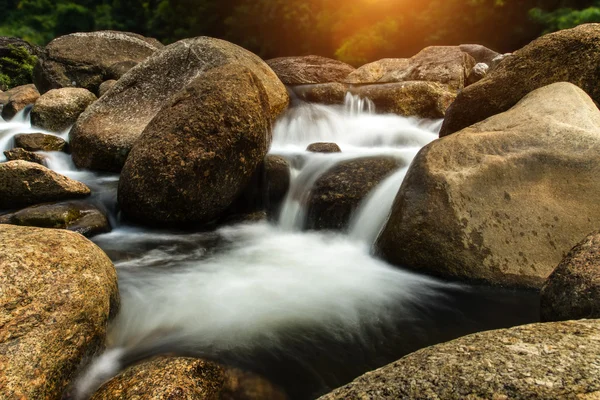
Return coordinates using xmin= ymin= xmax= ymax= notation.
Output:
xmin=0 ymin=95 xmax=539 ymax=399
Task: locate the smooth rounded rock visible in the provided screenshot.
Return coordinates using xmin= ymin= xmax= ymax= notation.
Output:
xmin=14 ymin=132 xmax=68 ymax=152
xmin=306 ymin=142 xmax=341 ymax=153
xmin=1 ymin=84 xmax=39 ymax=120
xmin=31 ymin=87 xmax=97 ymax=132
xmin=345 ymin=58 xmax=410 ymax=84
xmin=291 ymin=83 xmax=348 ymax=105
xmin=267 ymin=55 xmax=355 ymax=85
xmin=458 ymin=44 xmax=500 ymax=66
xmin=466 ymin=62 xmax=489 ymax=86
xmin=3 ymin=147 xmax=46 ymax=164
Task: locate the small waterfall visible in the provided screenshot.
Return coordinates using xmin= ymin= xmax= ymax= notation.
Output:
xmin=344 ymin=92 xmax=374 ymax=116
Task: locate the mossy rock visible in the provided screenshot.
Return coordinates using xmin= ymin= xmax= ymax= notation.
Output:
xmin=0 ymin=43 xmax=38 ymax=91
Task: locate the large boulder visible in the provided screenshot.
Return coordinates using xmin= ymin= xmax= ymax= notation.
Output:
xmin=376 ymin=83 xmax=600 ymax=289
xmin=345 ymin=58 xmax=410 ymax=84
xmin=0 ymin=224 xmax=119 ymax=399
xmin=90 ymin=357 xmax=287 ymax=399
xmin=541 ymin=231 xmax=600 ymax=322
xmin=441 ymin=24 xmax=600 ymax=137
xmin=70 ymin=37 xmax=288 ymax=172
xmin=266 ymin=55 xmax=355 ymax=85
xmin=31 ymin=87 xmax=97 ymax=132
xmin=33 ymin=31 xmax=163 ymax=95
xmin=319 ymin=320 xmax=600 ymax=400
xmin=307 ymin=157 xmax=401 ymax=231
xmin=14 ymin=132 xmax=68 ymax=152
xmin=0 ymin=200 xmax=110 ymax=238
xmin=0 ymin=160 xmax=90 ymax=209
xmin=1 ymin=84 xmax=39 ymax=120
xmin=118 ymin=64 xmax=271 ymax=225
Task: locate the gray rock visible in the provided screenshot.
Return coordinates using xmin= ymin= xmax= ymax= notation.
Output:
xmin=466 ymin=62 xmax=489 ymax=86
xmin=30 ymin=87 xmax=97 ymax=132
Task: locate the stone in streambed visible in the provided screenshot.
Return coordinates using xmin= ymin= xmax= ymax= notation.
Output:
xmin=267 ymin=55 xmax=355 ymax=85
xmin=14 ymin=132 xmax=68 ymax=152
xmin=1 ymin=83 xmax=39 ymax=120
xmin=3 ymin=147 xmax=46 ymax=165
xmin=30 ymin=87 xmax=97 ymax=132
xmin=291 ymin=82 xmax=348 ymax=105
xmin=306 ymin=142 xmax=341 ymax=153
xmin=0 ymin=224 xmax=119 ymax=399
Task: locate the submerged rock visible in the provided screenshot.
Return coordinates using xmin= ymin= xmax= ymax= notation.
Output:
xmin=306 ymin=142 xmax=341 ymax=153
xmin=118 ymin=64 xmax=271 ymax=225
xmin=31 ymin=87 xmax=97 ymax=132
xmin=377 ymin=82 xmax=600 ymax=288
xmin=319 ymin=320 xmax=600 ymax=399
xmin=267 ymin=55 xmax=355 ymax=85
xmin=3 ymin=147 xmax=46 ymax=164
xmin=70 ymin=36 xmax=288 ymax=172
xmin=0 ymin=200 xmax=110 ymax=237
xmin=1 ymin=83 xmax=39 ymax=120
xmin=33 ymin=30 xmax=163 ymax=95
xmin=307 ymin=156 xmax=401 ymax=231
xmin=541 ymin=231 xmax=600 ymax=322
xmin=14 ymin=132 xmax=68 ymax=152
xmin=0 ymin=160 xmax=90 ymax=209
xmin=0 ymin=224 xmax=119 ymax=399
xmin=441 ymin=23 xmax=600 ymax=136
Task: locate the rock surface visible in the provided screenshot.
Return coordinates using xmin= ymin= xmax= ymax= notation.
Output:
xmin=0 ymin=224 xmax=119 ymax=399
xmin=264 ymin=155 xmax=290 ymax=216
xmin=466 ymin=62 xmax=489 ymax=86
xmin=0 ymin=37 xmax=41 ymax=60
xmin=118 ymin=64 xmax=271 ymax=225
xmin=0 ymin=200 xmax=110 ymax=237
xmin=70 ymin=36 xmax=288 ymax=172
xmin=458 ymin=44 xmax=500 ymax=66
xmin=319 ymin=320 xmax=600 ymax=400
xmin=0 ymin=160 xmax=90 ymax=209
xmin=306 ymin=142 xmax=342 ymax=153
xmin=14 ymin=132 xmax=68 ymax=152
xmin=441 ymin=24 xmax=600 ymax=137
xmin=267 ymin=55 xmax=355 ymax=85
xmin=541 ymin=231 xmax=600 ymax=322
xmin=291 ymin=83 xmax=348 ymax=105
xmin=31 ymin=87 xmax=97 ymax=132
xmin=307 ymin=157 xmax=401 ymax=231
xmin=1 ymin=84 xmax=39 ymax=120
xmin=33 ymin=31 xmax=163 ymax=95
xmin=377 ymin=83 xmax=600 ymax=289
xmin=3 ymin=147 xmax=46 ymax=164
xmin=345 ymin=58 xmax=410 ymax=84
xmin=90 ymin=357 xmax=288 ymax=400
xmin=98 ymin=80 xmax=117 ymax=97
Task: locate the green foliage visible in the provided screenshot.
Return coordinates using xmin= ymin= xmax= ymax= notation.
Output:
xmin=530 ymin=3 xmax=600 ymax=33
xmin=0 ymin=44 xmax=38 ymax=90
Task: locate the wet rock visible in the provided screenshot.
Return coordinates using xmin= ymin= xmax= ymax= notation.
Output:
xmin=14 ymin=132 xmax=68 ymax=152
xmin=377 ymin=83 xmax=600 ymax=289
xmin=1 ymin=83 xmax=39 ymax=120
xmin=267 ymin=55 xmax=355 ymax=85
xmin=90 ymin=357 xmax=287 ymax=400
xmin=33 ymin=31 xmax=163 ymax=95
xmin=118 ymin=64 xmax=271 ymax=225
xmin=349 ymin=81 xmax=455 ymax=118
xmin=3 ymin=147 xmax=46 ymax=164
xmin=345 ymin=58 xmax=410 ymax=84
xmin=0 ymin=224 xmax=119 ymax=399
xmin=30 ymin=87 xmax=97 ymax=132
xmin=441 ymin=24 xmax=600 ymax=137
xmin=458 ymin=44 xmax=500 ymax=66
xmin=70 ymin=37 xmax=288 ymax=172
xmin=466 ymin=62 xmax=489 ymax=86
xmin=264 ymin=155 xmax=290 ymax=216
xmin=306 ymin=142 xmax=341 ymax=153
xmin=0 ymin=160 xmax=90 ymax=209
xmin=307 ymin=156 xmax=401 ymax=231
xmin=0 ymin=200 xmax=110 ymax=238
xmin=291 ymin=83 xmax=348 ymax=105
xmin=319 ymin=320 xmax=600 ymax=400
xmin=98 ymin=80 xmax=117 ymax=97
xmin=541 ymin=231 xmax=600 ymax=322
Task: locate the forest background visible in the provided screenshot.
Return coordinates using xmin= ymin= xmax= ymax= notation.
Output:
xmin=1 ymin=0 xmax=600 ymax=66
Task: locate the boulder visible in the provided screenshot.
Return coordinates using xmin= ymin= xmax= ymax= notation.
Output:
xmin=458 ymin=44 xmax=500 ymax=66
xmin=319 ymin=320 xmax=600 ymax=400
xmin=349 ymin=81 xmax=455 ymax=118
xmin=0 ymin=200 xmax=110 ymax=238
xmin=106 ymin=60 xmax=139 ymax=80
xmin=466 ymin=62 xmax=489 ymax=86
xmin=1 ymin=84 xmax=39 ymax=120
xmin=33 ymin=31 xmax=163 ymax=95
xmin=90 ymin=357 xmax=287 ymax=400
xmin=30 ymin=87 xmax=97 ymax=132
xmin=0 ymin=224 xmax=119 ymax=399
xmin=440 ymin=24 xmax=600 ymax=137
xmin=0 ymin=37 xmax=41 ymax=60
xmin=70 ymin=36 xmax=288 ymax=172
xmin=0 ymin=160 xmax=90 ymax=209
xmin=14 ymin=132 xmax=68 ymax=152
xmin=98 ymin=80 xmax=117 ymax=97
xmin=118 ymin=64 xmax=271 ymax=225
xmin=3 ymin=148 xmax=46 ymax=165
xmin=376 ymin=83 xmax=600 ymax=289
xmin=541 ymin=231 xmax=600 ymax=322
xmin=266 ymin=55 xmax=355 ymax=85
xmin=345 ymin=58 xmax=410 ymax=84
xmin=291 ymin=83 xmax=348 ymax=105
xmin=307 ymin=157 xmax=401 ymax=231
xmin=306 ymin=142 xmax=341 ymax=153
xmin=0 ymin=90 xmax=8 ymax=105
xmin=264 ymin=154 xmax=290 ymax=216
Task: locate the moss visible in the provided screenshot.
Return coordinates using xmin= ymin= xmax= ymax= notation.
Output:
xmin=0 ymin=45 xmax=38 ymax=91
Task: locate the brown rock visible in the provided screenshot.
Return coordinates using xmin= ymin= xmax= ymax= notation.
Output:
xmin=0 ymin=160 xmax=90 ymax=209
xmin=541 ymin=231 xmax=600 ymax=322
xmin=267 ymin=55 xmax=355 ymax=85
xmin=0 ymin=200 xmax=110 ymax=238
xmin=458 ymin=44 xmax=500 ymax=66
xmin=98 ymin=80 xmax=117 ymax=97
xmin=14 ymin=132 xmax=68 ymax=152
xmin=118 ymin=64 xmax=271 ymax=225
xmin=0 ymin=224 xmax=119 ymax=399
xmin=307 ymin=156 xmax=401 ymax=230
xmin=466 ymin=62 xmax=489 ymax=86
xmin=376 ymin=82 xmax=600 ymax=289
xmin=3 ymin=147 xmax=46 ymax=164
xmin=319 ymin=320 xmax=600 ymax=400
xmin=291 ymin=83 xmax=348 ymax=105
xmin=30 ymin=87 xmax=97 ymax=132
xmin=345 ymin=58 xmax=410 ymax=84
xmin=106 ymin=60 xmax=138 ymax=80
xmin=1 ymin=84 xmax=39 ymax=120
xmin=441 ymin=24 xmax=600 ymax=137
xmin=306 ymin=142 xmax=341 ymax=153
xmin=70 ymin=37 xmax=288 ymax=172
xmin=264 ymin=155 xmax=290 ymax=216
xmin=33 ymin=31 xmax=163 ymax=95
